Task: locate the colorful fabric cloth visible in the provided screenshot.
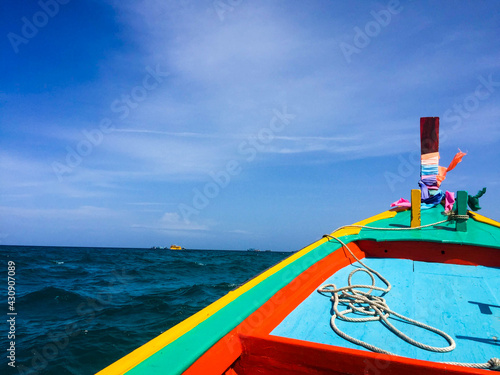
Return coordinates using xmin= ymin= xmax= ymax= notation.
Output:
xmin=421 ymin=176 xmax=438 ymax=186
xmin=389 ymin=148 xmax=466 ymax=210
xmin=418 ymin=180 xmax=430 ymax=200
xmin=468 ymin=188 xmax=486 ymax=211
xmin=445 ymin=150 xmax=467 ymax=173
xmin=421 ymin=165 xmax=439 ymax=175
xmin=445 ymin=191 xmax=455 ymax=212
xmin=390 ymin=198 xmax=411 ymax=208
xmin=421 ymin=152 xmax=440 ymax=160
xmin=436 ymin=149 xmax=466 ymax=186
xmin=421 ymin=189 xmax=445 ymax=209
xmin=420 ymin=155 xmax=440 ymax=165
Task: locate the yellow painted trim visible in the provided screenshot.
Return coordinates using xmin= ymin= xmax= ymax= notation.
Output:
xmin=97 ymin=210 xmax=394 ymax=375
xmin=331 ymin=210 xmax=397 ymax=237
xmin=469 ymin=211 xmax=500 ymax=229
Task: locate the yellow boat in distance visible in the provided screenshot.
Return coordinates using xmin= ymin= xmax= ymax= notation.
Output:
xmin=169 ymin=245 xmax=183 ymax=250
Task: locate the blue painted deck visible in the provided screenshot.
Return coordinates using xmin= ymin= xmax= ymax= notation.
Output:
xmin=271 ymin=258 xmax=500 ymax=364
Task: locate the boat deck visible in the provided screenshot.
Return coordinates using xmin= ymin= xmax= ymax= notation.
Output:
xmin=271 ymin=258 xmax=500 ymax=364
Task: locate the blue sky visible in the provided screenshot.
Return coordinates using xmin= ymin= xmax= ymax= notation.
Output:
xmin=1 ymin=0 xmax=499 ymax=250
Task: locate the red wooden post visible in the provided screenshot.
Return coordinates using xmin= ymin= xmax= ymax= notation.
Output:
xmin=420 ymin=117 xmax=439 ymax=155
xmin=415 ymin=117 xmax=440 ymax=227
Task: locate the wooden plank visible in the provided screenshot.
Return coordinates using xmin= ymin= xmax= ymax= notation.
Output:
xmin=420 ymin=117 xmax=439 ymax=154
xmin=359 ymin=240 xmax=500 ymax=268
xmin=411 ymin=189 xmax=421 ymax=227
xmin=456 ymin=190 xmax=468 ymax=232
xmin=237 ymin=333 xmax=482 ymax=375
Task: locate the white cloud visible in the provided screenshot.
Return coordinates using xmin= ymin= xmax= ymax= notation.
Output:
xmin=131 ymin=211 xmax=209 ymax=232
xmin=227 ymin=229 xmax=252 ymax=235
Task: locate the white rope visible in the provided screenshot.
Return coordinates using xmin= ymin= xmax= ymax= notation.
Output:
xmin=317 ymin=217 xmax=499 ymax=371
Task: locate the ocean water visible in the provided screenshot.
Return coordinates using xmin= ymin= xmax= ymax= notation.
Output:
xmin=1 ymin=246 xmax=291 ymax=375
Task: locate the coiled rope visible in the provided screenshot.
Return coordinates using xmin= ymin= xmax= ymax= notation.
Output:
xmin=317 ymin=214 xmax=499 ymax=371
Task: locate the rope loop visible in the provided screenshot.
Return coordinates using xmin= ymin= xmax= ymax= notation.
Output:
xmin=488 ymin=358 xmax=500 ymax=370
xmin=318 ymin=222 xmax=497 ymax=370
xmin=348 ymin=268 xmax=375 ymax=295
xmin=445 ymin=212 xmax=470 ymax=221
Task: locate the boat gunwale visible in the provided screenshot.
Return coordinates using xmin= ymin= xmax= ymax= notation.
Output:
xmin=97 ymin=208 xmax=500 ymax=374
xmin=185 ymin=239 xmax=499 ymax=374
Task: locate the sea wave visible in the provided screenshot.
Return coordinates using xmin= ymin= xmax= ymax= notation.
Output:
xmin=0 ymin=245 xmax=289 ymax=375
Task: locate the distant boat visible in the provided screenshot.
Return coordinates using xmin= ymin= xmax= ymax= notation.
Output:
xmin=169 ymin=245 xmax=183 ymax=250
xmin=98 ymin=117 xmax=500 ymax=374
xmin=246 ymin=248 xmax=261 ymax=252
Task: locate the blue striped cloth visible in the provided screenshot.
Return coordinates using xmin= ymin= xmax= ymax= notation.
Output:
xmin=421 ymin=164 xmax=439 ymax=176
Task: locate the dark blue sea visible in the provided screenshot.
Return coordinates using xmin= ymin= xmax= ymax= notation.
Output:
xmin=1 ymin=246 xmax=291 ymax=375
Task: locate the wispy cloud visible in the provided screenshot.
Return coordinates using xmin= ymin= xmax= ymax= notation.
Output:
xmin=113 ymin=128 xmax=224 ymax=138
xmin=0 ymin=205 xmax=120 ymax=220
xmin=1 ymin=1 xmax=499 ymax=248
xmin=132 ymin=211 xmax=209 ymax=232
xmin=227 ymin=229 xmax=253 ymax=235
